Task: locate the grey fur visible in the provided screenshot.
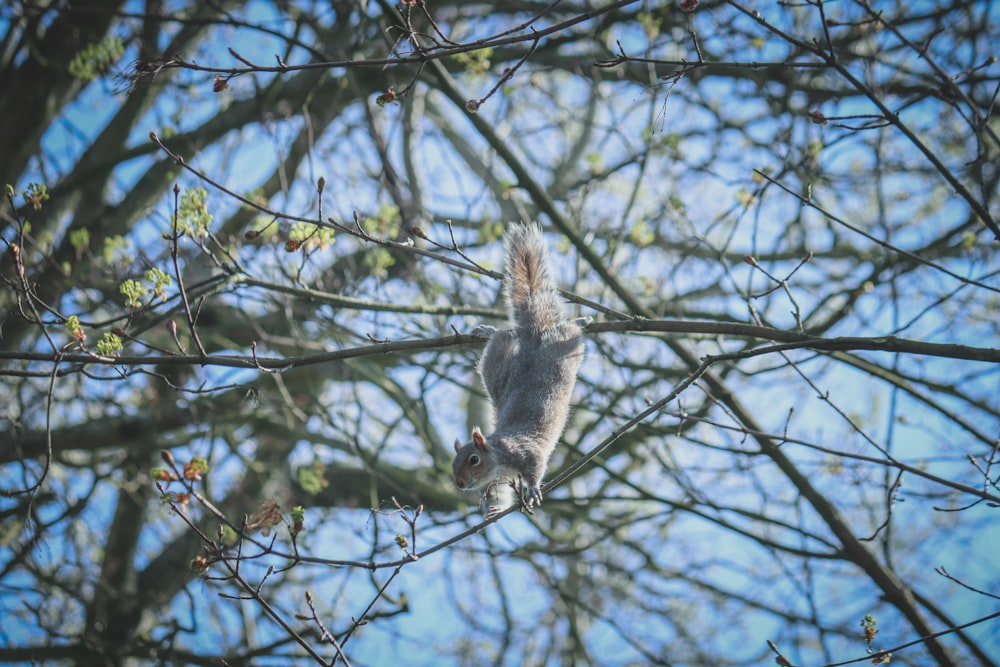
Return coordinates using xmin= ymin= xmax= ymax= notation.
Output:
xmin=452 ymin=222 xmax=585 ymax=516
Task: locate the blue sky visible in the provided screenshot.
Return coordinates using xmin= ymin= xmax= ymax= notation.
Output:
xmin=1 ymin=1 xmax=998 ymax=665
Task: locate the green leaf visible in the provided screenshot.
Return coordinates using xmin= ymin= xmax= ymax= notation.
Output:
xmin=297 ymin=462 xmax=328 ymax=496
xmin=22 ymin=182 xmax=49 ymax=211
xmin=96 ymin=332 xmax=124 ymax=357
xmin=68 ymin=36 xmax=124 ymax=81
xmin=120 ymin=279 xmax=148 ymax=307
xmin=629 ymin=220 xmax=655 ymax=248
xmin=177 ymin=187 xmax=213 ymax=236
xmin=144 ymin=267 xmax=172 ymax=299
xmin=69 ymin=228 xmax=91 ymax=253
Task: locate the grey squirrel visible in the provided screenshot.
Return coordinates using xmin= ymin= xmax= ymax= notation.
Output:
xmin=452 ymin=222 xmax=586 ymax=517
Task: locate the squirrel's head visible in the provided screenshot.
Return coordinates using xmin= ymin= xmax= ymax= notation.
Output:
xmin=452 ymin=427 xmax=491 ymax=490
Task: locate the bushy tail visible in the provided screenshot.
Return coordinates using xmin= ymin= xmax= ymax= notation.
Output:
xmin=503 ymin=222 xmax=564 ymax=333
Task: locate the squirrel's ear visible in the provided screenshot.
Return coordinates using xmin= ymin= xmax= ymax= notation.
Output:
xmin=453 ymin=438 xmax=462 ymax=453
xmin=471 ymin=427 xmax=488 ymax=450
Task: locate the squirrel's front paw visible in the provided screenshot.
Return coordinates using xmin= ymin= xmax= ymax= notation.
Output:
xmin=520 ymin=485 xmax=543 ymax=513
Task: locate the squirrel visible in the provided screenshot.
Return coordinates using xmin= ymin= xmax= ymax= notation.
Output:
xmin=452 ymin=222 xmax=586 ymax=517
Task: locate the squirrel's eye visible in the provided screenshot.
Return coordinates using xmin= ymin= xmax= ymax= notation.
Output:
xmin=469 ymin=455 xmax=480 ymax=466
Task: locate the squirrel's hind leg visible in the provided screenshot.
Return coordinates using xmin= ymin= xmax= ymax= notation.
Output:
xmin=478 ymin=330 xmax=518 ymax=406
xmin=469 ymin=324 xmax=497 ymax=338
